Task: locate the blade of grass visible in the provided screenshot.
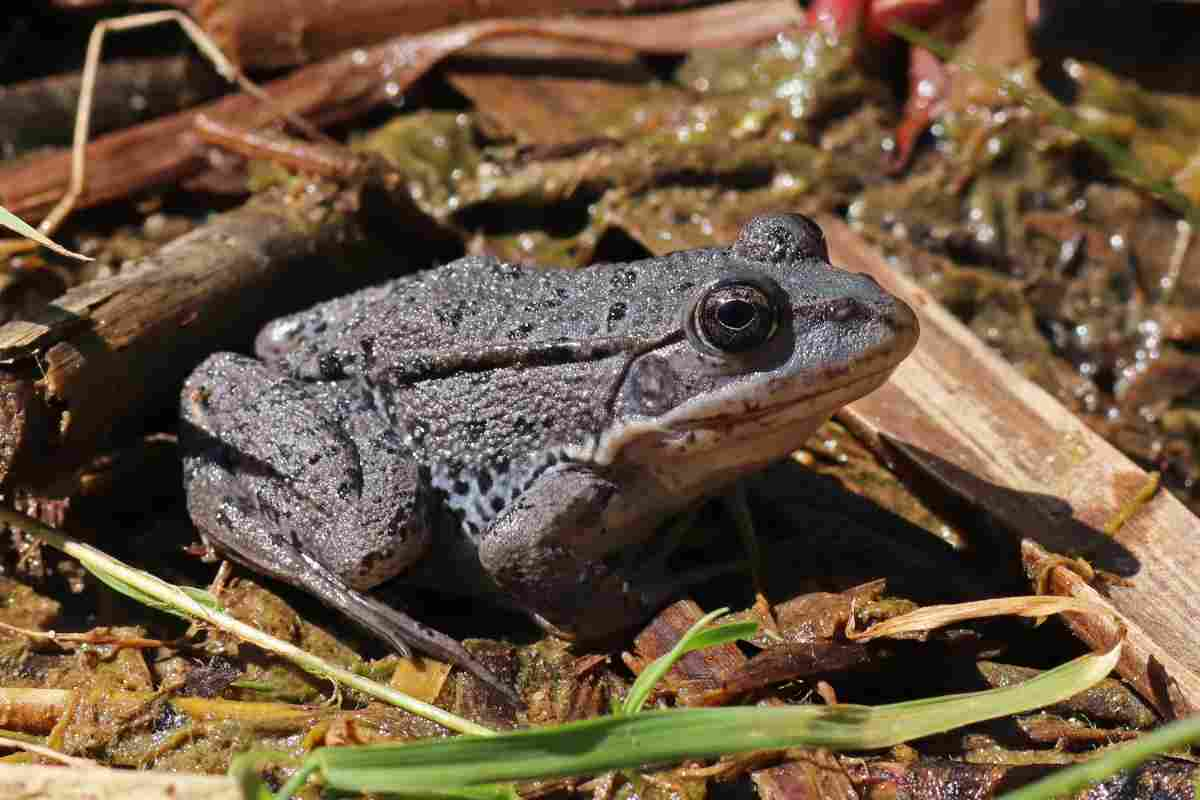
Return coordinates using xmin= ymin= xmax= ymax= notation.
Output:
xmin=622 ymin=607 xmax=757 ymax=715
xmin=0 ymin=508 xmax=494 ymax=737
xmin=0 ymin=204 xmax=92 ymax=261
xmin=303 ymin=642 xmax=1120 ymax=794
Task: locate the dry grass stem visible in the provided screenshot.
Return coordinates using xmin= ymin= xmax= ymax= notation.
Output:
xmin=845 ymin=596 xmax=1116 ymax=642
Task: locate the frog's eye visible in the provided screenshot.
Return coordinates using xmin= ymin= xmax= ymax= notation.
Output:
xmin=687 ymin=274 xmax=784 ymax=355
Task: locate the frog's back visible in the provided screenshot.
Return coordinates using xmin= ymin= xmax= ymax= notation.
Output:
xmin=255 ymin=252 xmax=724 ymax=381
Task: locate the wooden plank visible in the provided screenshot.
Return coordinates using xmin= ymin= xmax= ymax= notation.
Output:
xmin=825 ymin=218 xmax=1200 ymax=717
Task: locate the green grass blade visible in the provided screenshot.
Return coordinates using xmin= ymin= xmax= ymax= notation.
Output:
xmin=88 ymin=567 xmax=195 ymax=621
xmin=307 ymin=643 xmax=1119 ymax=794
xmin=0 ymin=204 xmax=92 ymax=261
xmin=179 ymin=585 xmax=224 ymax=610
xmin=622 ymin=607 xmax=757 ymax=715
xmin=998 ymin=714 xmax=1200 ymax=800
xmin=331 ymin=785 xmax=520 ymax=800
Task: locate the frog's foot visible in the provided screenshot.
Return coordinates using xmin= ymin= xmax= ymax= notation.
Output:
xmin=181 ymin=353 xmax=520 ymax=705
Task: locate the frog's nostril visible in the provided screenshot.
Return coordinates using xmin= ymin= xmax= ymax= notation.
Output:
xmin=824 ymin=297 xmax=869 ymax=323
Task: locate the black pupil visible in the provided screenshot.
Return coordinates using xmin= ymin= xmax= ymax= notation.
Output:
xmin=694 ymin=282 xmax=778 ymax=354
xmin=717 ymin=298 xmax=757 ymax=330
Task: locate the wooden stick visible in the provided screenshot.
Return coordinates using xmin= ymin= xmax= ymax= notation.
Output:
xmin=0 ymin=56 xmax=223 ymax=159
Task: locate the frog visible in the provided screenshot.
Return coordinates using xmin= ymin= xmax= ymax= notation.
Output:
xmin=180 ymin=213 xmax=918 ymax=702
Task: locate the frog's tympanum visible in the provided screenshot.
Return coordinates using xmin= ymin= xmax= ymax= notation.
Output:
xmin=181 ymin=214 xmax=918 ymax=699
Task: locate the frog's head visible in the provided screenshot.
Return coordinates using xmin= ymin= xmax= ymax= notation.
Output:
xmin=585 ymin=213 xmax=919 ymax=497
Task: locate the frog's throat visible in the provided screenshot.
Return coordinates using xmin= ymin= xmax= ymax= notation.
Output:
xmin=566 ymin=358 xmax=900 ymax=471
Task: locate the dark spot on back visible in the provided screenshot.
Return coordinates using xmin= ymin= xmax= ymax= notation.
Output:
xmin=492 ymin=262 xmax=523 ymax=280
xmin=611 ymin=269 xmax=638 ymax=290
xmin=507 ymin=321 xmax=536 ymax=340
xmin=318 ymin=352 xmax=345 ymax=380
xmin=606 ymin=302 xmax=627 ymax=331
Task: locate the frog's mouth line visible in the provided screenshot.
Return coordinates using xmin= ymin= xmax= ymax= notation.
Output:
xmin=577 ymin=346 xmax=909 ymax=469
xmin=685 ymin=359 xmax=898 ymax=430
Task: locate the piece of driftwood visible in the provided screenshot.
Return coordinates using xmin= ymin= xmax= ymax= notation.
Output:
xmin=825 ymin=218 xmax=1200 ymax=718
xmin=976 ymin=661 xmax=1158 ymax=728
xmin=0 ymin=2 xmax=802 ymax=224
xmin=0 ymin=764 xmax=239 ymax=800
xmin=445 ymin=0 xmax=805 ymax=144
xmin=0 ymin=181 xmax=391 ymax=488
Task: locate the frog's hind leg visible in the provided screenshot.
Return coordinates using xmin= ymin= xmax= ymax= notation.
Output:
xmin=181 ymin=352 xmax=520 ymax=704
xmin=193 ymin=483 xmax=518 ymax=702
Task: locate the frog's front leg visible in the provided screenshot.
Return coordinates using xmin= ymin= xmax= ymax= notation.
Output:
xmin=478 ymin=464 xmax=716 ymax=640
xmin=181 ymin=353 xmax=518 ymax=703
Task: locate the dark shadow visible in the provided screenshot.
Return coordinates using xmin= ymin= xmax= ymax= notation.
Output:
xmin=874 ymin=435 xmax=1141 ymax=579
xmin=1035 ymin=2 xmax=1200 ymax=96
xmin=731 ymin=459 xmax=1025 ymax=607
